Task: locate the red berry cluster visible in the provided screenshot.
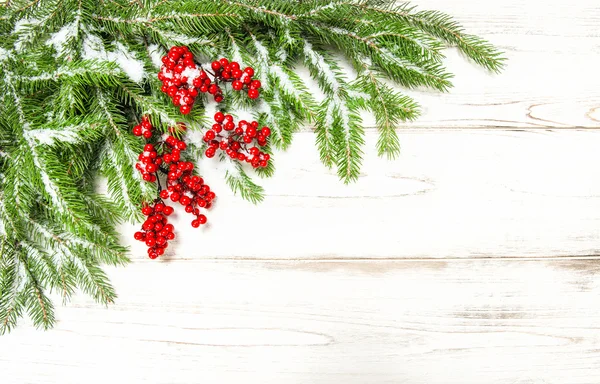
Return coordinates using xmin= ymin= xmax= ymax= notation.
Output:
xmin=209 ymin=58 xmax=262 ymax=100
xmin=158 ymin=46 xmax=199 ymax=115
xmin=204 ymin=112 xmax=271 ymax=168
xmin=158 ymin=46 xmax=262 ymax=114
xmin=134 ymin=46 xmax=272 ymax=260
xmin=158 ymin=135 xmax=216 ymax=227
xmin=134 ymin=203 xmax=175 ymax=259
xmin=132 ymin=115 xmax=154 ymax=139
xmin=132 ymin=116 xmax=215 ymax=259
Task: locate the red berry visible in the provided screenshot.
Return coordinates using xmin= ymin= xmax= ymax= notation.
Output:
xmin=191 ymin=219 xmax=200 ymax=228
xmin=232 ymin=80 xmax=243 ymax=91
xmin=211 ymin=61 xmax=221 ymax=71
xmin=208 ymin=84 xmax=219 ymax=94
xmin=146 ymin=238 xmax=156 ymax=247
xmin=198 ymin=214 xmax=207 ymax=224
xmin=205 ymin=130 xmax=216 ymax=140
xmin=250 ymin=80 xmax=261 ymax=89
xmin=180 ymin=105 xmax=191 ymax=115
xmin=219 ymin=58 xmax=229 ymax=67
xmin=244 ymin=67 xmax=255 ymax=77
xmin=246 ymin=126 xmax=257 ymax=138
xmin=163 ymin=206 xmax=174 ymax=215
xmin=160 ymin=190 xmax=169 ymax=199
xmin=261 ymin=127 xmax=271 ymax=137
xmin=143 ymin=130 xmax=153 ymax=139
xmin=134 ymin=231 xmax=144 ymax=240
xmin=177 ymin=141 xmax=187 ymax=150
xmin=248 ymin=89 xmax=259 ymax=99
xmin=214 ymin=112 xmax=225 ymax=123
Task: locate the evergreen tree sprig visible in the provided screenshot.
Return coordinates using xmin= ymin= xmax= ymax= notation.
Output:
xmin=0 ymin=0 xmax=503 ymax=333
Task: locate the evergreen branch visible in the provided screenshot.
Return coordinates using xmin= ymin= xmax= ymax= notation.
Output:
xmin=94 ymin=13 xmax=239 ymax=24
xmin=0 ymin=0 xmax=504 ymax=332
xmin=355 ymin=56 xmax=420 ymax=158
xmin=357 ymin=2 xmax=505 ymax=72
xmin=225 ymin=161 xmax=264 ymax=204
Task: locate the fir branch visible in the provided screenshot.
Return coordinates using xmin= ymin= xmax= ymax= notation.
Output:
xmin=0 ymin=0 xmax=504 ymax=332
xmin=225 ymin=161 xmax=264 ymax=204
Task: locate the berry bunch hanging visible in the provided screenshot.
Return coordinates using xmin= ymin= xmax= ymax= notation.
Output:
xmin=135 ymin=46 xmax=267 ymax=259
xmin=158 ymin=46 xmax=261 ymax=111
xmin=205 ymin=112 xmax=271 ymax=169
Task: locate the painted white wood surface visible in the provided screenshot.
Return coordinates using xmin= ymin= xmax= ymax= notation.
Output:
xmin=2 ymin=1 xmax=600 ymax=383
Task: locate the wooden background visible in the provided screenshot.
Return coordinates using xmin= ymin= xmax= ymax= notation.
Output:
xmin=2 ymin=0 xmax=600 ymax=382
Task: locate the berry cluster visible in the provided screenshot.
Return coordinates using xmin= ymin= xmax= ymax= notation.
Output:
xmin=159 ymin=135 xmax=215 ymax=227
xmin=134 ymin=203 xmax=175 ymax=259
xmin=132 ymin=115 xmax=154 ymax=139
xmin=204 ymin=112 xmax=271 ymax=168
xmin=135 ymin=46 xmax=271 ymax=260
xmin=158 ymin=46 xmax=199 ymax=115
xmin=132 ymin=117 xmax=215 ymax=259
xmin=209 ymin=58 xmax=261 ymax=100
xmin=158 ymin=47 xmax=262 ymax=114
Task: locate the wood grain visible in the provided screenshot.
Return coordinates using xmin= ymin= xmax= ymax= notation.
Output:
xmin=2 ymin=259 xmax=600 ymax=384
xmin=3 ymin=1 xmax=600 ymax=383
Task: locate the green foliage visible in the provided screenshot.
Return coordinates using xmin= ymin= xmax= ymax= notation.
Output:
xmin=0 ymin=0 xmax=503 ymax=333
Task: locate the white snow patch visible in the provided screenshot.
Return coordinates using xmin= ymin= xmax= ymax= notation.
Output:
xmin=181 ymin=66 xmax=201 ymax=86
xmin=303 ymin=40 xmax=339 ymax=92
xmin=25 ymin=128 xmax=79 ymax=145
xmin=82 ymin=35 xmax=146 ymax=82
xmin=13 ymin=18 xmax=40 ymax=51
xmin=46 ymin=14 xmax=80 ymax=55
xmin=252 ymin=36 xmax=269 ymax=61
xmin=0 ymin=47 xmax=10 ymax=63
xmin=148 ymin=44 xmax=165 ymax=68
xmin=185 ymin=128 xmax=205 ymax=148
xmin=324 ymin=100 xmax=336 ymax=128
xmin=114 ymin=42 xmax=145 ymax=82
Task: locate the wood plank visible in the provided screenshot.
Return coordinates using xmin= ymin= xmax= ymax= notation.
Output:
xmin=119 ymin=129 xmax=600 ymax=260
xmin=295 ymin=0 xmax=600 ymax=129
xmin=2 ymin=259 xmax=600 ymax=384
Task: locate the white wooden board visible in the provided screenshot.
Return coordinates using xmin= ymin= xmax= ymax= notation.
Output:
xmin=2 ymin=0 xmax=600 ymax=383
